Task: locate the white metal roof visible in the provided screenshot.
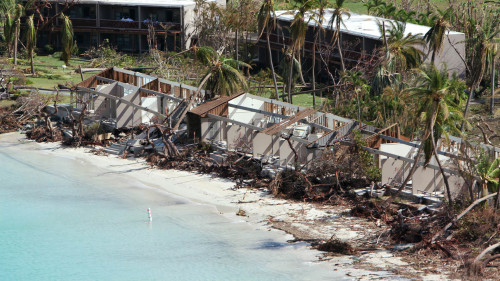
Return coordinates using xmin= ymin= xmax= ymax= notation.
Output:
xmin=48 ymin=0 xmax=218 ymax=8
xmin=275 ymin=9 xmax=463 ymax=40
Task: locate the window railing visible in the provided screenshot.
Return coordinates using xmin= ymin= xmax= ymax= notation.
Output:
xmin=71 ymin=18 xmax=97 ymax=27
xmin=264 ymin=32 xmax=377 ymax=63
xmin=100 ymin=19 xmax=140 ymax=29
xmin=141 ymin=21 xmax=181 ymax=31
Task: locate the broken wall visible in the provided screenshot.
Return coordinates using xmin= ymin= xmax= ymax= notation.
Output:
xmin=116 ymin=85 xmax=142 ymax=128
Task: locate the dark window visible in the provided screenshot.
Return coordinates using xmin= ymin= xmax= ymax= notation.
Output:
xmin=341 ymin=33 xmax=362 ymax=52
xmin=364 ymin=38 xmax=382 ymax=53
xmin=166 ymin=10 xmax=173 ymax=22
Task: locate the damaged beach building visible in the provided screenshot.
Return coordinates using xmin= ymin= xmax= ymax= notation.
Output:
xmin=65 ymin=67 xmax=205 ymax=155
xmin=187 ymin=93 xmax=500 ymax=202
xmin=73 ymin=67 xmax=205 ymax=128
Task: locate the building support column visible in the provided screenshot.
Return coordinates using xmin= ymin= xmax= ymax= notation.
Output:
xmin=138 ymin=6 xmax=142 ymax=30
xmin=96 ymin=4 xmax=100 ymax=27
xmin=138 ymin=34 xmax=142 ymax=54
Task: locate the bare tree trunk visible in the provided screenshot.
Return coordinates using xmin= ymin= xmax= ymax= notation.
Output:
xmin=356 ymin=90 xmax=361 ymax=121
xmin=13 ymin=23 xmax=19 ymax=65
xmin=461 ymin=87 xmax=475 ymax=132
xmin=298 ymin=55 xmax=306 ymax=85
xmin=385 ymin=101 xmax=439 ymax=205
xmin=312 ymin=30 xmax=318 ymax=108
xmin=30 ymin=50 xmax=35 ymax=75
xmin=287 ymin=52 xmax=295 ymax=104
xmin=172 ymin=72 xmax=211 ymax=131
xmin=266 ymin=32 xmax=279 ymax=100
xmin=490 ymin=55 xmax=495 ymax=115
xmin=433 ymin=192 xmax=498 ymax=242
xmin=472 ymin=242 xmax=500 ymax=264
xmin=431 ymin=129 xmax=453 ymax=206
xmin=235 ymin=29 xmax=239 ymax=62
xmin=384 ymin=147 xmax=422 ymax=205
xmin=336 ymin=26 xmax=345 ymax=72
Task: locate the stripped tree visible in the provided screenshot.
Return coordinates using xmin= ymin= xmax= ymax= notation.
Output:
xmin=60 ymin=13 xmax=76 ymax=66
xmin=25 ymin=15 xmax=37 ymax=75
xmin=257 ymin=0 xmax=280 ymax=99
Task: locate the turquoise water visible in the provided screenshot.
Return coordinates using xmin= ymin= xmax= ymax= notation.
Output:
xmin=0 ymin=137 xmax=345 ymax=281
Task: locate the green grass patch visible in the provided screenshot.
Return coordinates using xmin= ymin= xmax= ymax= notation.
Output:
xmin=344 ymin=0 xmax=368 ymax=14
xmin=15 ymin=55 xmax=94 ymax=89
xmin=249 ymin=86 xmax=326 ymax=109
xmin=0 ymin=100 xmax=17 ymax=109
xmin=275 ymin=0 xmax=454 ymax=16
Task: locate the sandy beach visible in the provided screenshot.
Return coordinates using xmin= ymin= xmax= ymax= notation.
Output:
xmin=0 ymin=131 xmax=452 ymax=280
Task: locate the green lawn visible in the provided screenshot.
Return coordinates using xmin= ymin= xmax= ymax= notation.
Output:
xmin=0 ymin=99 xmax=17 ymax=109
xmin=14 ymin=55 xmax=96 ymax=89
xmin=249 ymin=85 xmax=327 ymax=109
xmin=344 ymin=0 xmax=454 ymax=14
xmin=276 ymin=0 xmax=456 ymax=15
xmin=344 ymin=0 xmax=368 ymax=14
xmin=28 ymin=71 xmax=98 ymax=89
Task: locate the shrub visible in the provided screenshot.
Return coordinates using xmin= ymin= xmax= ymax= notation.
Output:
xmin=43 ymin=44 xmax=55 ymax=54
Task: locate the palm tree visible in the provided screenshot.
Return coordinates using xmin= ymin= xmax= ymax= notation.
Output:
xmin=0 ymin=0 xmax=15 ymax=13
xmin=370 ymin=21 xmax=424 ymax=97
xmin=195 ymin=46 xmax=250 ymax=97
xmin=309 ymin=0 xmax=328 ymax=108
xmin=257 ymin=0 xmax=280 ymax=100
xmin=343 ymin=70 xmax=368 ymax=121
xmin=386 ymin=66 xmax=464 ymax=206
xmin=461 ymin=18 xmax=500 ymax=131
xmin=364 ymin=0 xmax=385 ymax=15
xmin=286 ymin=0 xmax=314 ymax=103
xmin=328 ymin=0 xmax=350 ymax=72
xmin=3 ymin=13 xmax=15 ymax=57
xmin=25 ymin=15 xmax=37 ymax=74
xmin=476 ymin=153 xmax=500 ymax=208
xmin=60 ymin=13 xmax=76 ymax=65
xmin=424 ymin=8 xmax=452 ymax=65
xmin=380 ymin=21 xmax=425 ymax=73
xmin=172 ymin=46 xmax=250 ymax=131
xmin=280 ymin=48 xmax=302 ymax=102
xmin=10 ymin=4 xmax=23 ymax=65
xmin=490 ymin=48 xmax=497 ymax=115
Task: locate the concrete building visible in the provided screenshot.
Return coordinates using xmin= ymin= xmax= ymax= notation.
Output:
xmin=188 ymin=94 xmax=499 ymax=201
xmin=260 ymin=10 xmax=466 ymax=77
xmin=31 ymin=0 xmax=225 ymax=52
xmin=75 ymin=67 xmax=205 ymax=127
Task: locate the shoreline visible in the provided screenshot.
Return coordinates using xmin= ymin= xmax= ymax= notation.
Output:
xmin=1 ymin=131 xmax=451 ymax=280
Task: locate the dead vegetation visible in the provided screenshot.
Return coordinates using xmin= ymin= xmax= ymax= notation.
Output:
xmin=2 ymin=89 xmax=497 ymax=279
xmin=316 ymin=238 xmax=358 ymax=255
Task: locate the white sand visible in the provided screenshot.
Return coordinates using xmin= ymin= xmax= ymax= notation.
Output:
xmin=0 ymin=131 xmax=455 ymax=280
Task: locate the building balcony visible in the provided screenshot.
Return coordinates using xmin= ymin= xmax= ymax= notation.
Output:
xmin=263 ymin=32 xmax=377 ymax=64
xmin=100 ymin=19 xmax=140 ymax=29
xmin=68 ymin=18 xmax=181 ymax=32
xmin=71 ymin=18 xmax=97 ymax=28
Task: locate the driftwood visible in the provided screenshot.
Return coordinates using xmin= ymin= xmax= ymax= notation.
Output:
xmin=468 ymin=242 xmax=500 ymax=275
xmin=145 ymin=124 xmax=179 ymax=159
xmin=432 ymin=192 xmax=498 ymax=242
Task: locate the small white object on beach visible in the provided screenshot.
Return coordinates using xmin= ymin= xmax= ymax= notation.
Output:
xmin=147 ymin=208 xmax=152 ymax=222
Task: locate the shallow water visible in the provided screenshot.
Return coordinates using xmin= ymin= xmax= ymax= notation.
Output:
xmin=0 ymin=137 xmax=346 ymax=281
